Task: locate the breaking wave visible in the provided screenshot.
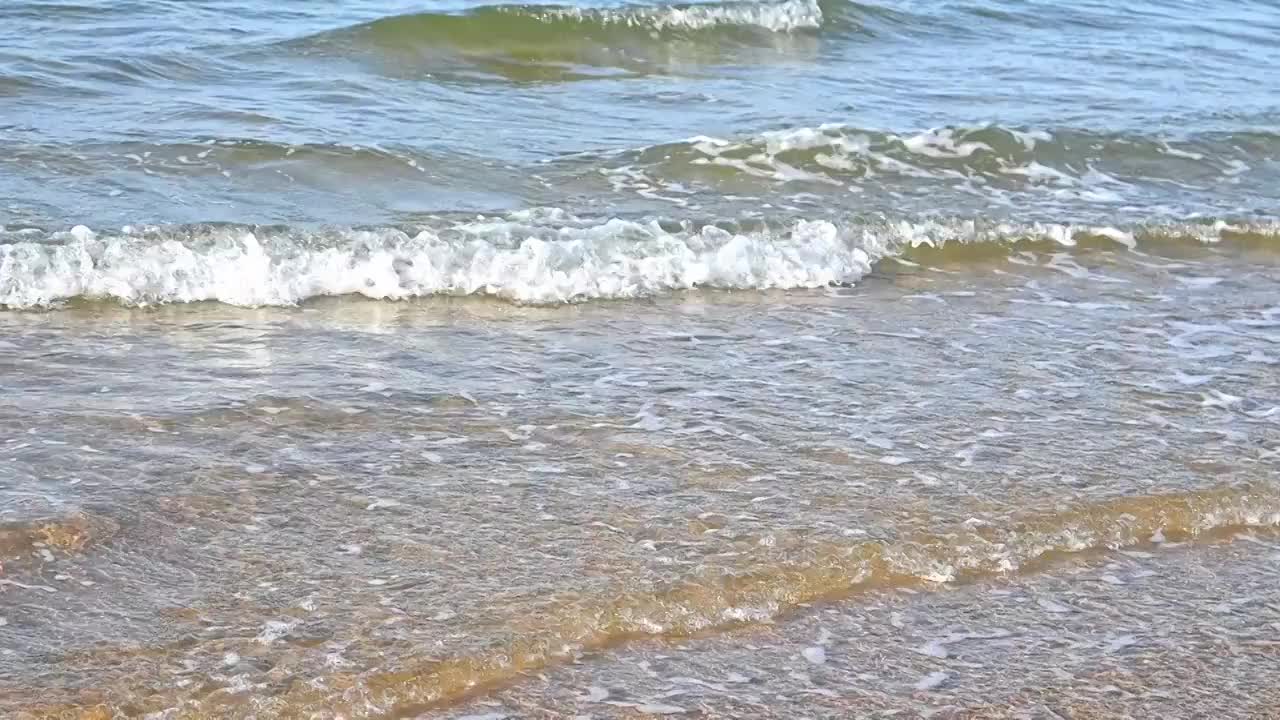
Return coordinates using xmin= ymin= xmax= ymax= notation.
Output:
xmin=1 ymin=214 xmax=1277 ymax=309
xmin=276 ymin=0 xmax=837 ymax=80
xmin=334 ymin=0 xmax=825 ymax=38
xmin=598 ymin=124 xmax=1279 ymax=194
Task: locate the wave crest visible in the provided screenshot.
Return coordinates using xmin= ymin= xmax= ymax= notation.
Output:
xmin=492 ymin=0 xmax=825 ymax=32
xmin=609 ymin=124 xmax=1274 ymax=196
xmin=1 ymin=215 xmax=1276 ymax=309
xmin=281 ymin=0 xmax=829 ymax=81
xmin=0 ymin=218 xmax=869 ymax=308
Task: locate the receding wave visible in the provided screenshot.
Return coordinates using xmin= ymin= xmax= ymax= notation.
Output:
xmin=350 ymin=485 xmax=1280 ymax=717
xmin=19 ymin=485 xmax=1280 ymax=718
xmin=1 ymin=214 xmax=1277 ymax=309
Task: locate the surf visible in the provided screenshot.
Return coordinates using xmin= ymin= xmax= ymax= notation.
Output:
xmin=1 ymin=215 xmax=1276 ymax=309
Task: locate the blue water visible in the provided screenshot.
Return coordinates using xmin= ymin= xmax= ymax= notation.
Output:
xmin=2 ymin=0 xmax=1277 ymax=228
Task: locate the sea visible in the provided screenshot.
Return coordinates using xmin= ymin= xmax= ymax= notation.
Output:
xmin=1 ymin=0 xmax=1279 ymax=717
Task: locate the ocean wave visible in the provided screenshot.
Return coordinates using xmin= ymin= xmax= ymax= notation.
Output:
xmin=496 ymin=0 xmax=826 ymax=32
xmin=0 ymin=71 xmax=45 ymax=97
xmin=0 ymin=138 xmax=462 ymax=179
xmin=280 ymin=0 xmax=831 ymax=81
xmin=350 ymin=0 xmax=825 ymax=37
xmin=597 ymin=124 xmax=1278 ymax=197
xmin=1 ymin=215 xmax=1276 ymax=309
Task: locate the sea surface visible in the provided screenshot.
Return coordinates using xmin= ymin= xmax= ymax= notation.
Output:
xmin=1 ymin=0 xmax=1279 ymax=718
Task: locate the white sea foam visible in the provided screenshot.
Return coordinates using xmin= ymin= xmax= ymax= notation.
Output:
xmin=901 ymin=128 xmax=993 ymax=158
xmin=700 ymin=124 xmax=1005 ymax=164
xmin=646 ymin=124 xmax=1258 ymax=208
xmin=0 ymin=216 xmax=1273 ymax=309
xmin=524 ymin=0 xmax=823 ymax=32
xmin=0 ymin=218 xmax=868 ymax=308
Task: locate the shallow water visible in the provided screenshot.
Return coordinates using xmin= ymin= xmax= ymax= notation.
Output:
xmin=1 ymin=0 xmax=1279 ymax=718
xmin=3 ymin=242 xmax=1279 ymax=717
xmin=438 ymin=534 xmax=1280 ymax=719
